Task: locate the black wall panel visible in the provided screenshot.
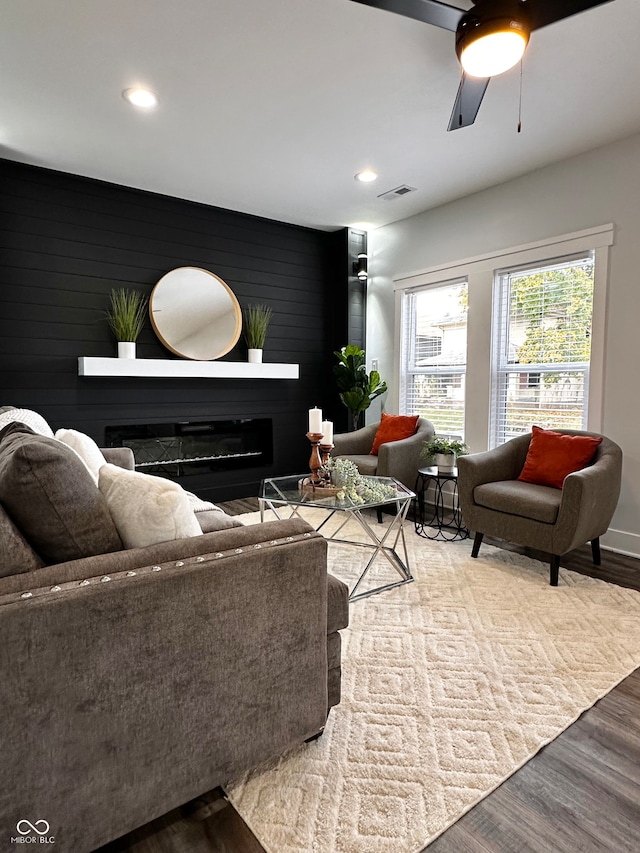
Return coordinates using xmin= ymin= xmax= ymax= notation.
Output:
xmin=0 ymin=159 xmax=352 ymax=501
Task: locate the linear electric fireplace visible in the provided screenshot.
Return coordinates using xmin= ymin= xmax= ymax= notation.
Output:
xmin=105 ymin=418 xmax=273 ymax=478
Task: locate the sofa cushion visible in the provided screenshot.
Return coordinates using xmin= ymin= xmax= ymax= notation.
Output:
xmin=99 ymin=464 xmax=203 ymax=548
xmin=55 ymin=428 xmax=106 ymax=484
xmin=518 ymin=425 xmax=603 ymax=490
xmin=0 ymin=407 xmax=54 ymax=437
xmin=370 ymin=413 xmax=419 ymax=456
xmin=474 ymin=480 xmax=562 ymax=524
xmin=0 ymin=422 xmax=123 ymax=563
xmin=0 ymin=503 xmax=46 ymax=578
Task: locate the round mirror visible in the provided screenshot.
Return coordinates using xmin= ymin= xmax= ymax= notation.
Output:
xmin=150 ymin=267 xmax=242 ymax=360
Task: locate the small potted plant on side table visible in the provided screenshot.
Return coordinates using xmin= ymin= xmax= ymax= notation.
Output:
xmin=421 ymin=436 xmax=469 ymax=474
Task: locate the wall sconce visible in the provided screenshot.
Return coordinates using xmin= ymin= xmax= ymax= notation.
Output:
xmin=354 ymin=253 xmax=368 ymax=281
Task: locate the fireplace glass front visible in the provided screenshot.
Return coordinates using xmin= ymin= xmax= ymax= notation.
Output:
xmin=105 ymin=418 xmax=273 ymax=478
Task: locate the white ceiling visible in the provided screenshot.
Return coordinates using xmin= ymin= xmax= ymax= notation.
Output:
xmin=3 ymin=0 xmax=640 ymax=231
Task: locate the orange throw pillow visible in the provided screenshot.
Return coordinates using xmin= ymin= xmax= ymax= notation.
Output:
xmin=370 ymin=413 xmax=419 ymax=456
xmin=517 ymin=425 xmax=602 ymax=490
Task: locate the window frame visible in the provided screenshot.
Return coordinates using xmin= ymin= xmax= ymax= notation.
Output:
xmin=490 ymin=251 xmax=595 ymax=447
xmin=393 ymin=224 xmax=613 ymax=451
xmin=399 ymin=278 xmax=468 ymax=437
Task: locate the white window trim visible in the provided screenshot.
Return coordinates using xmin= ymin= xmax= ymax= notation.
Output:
xmin=393 ymin=225 xmax=613 ymax=449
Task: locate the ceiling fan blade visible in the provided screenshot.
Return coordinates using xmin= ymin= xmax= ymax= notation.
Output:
xmin=349 ymin=0 xmax=465 ymax=32
xmin=525 ymin=0 xmax=615 ymax=32
xmin=447 ymin=74 xmax=490 ymax=131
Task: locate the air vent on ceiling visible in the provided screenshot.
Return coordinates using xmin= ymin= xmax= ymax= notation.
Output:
xmin=377 ymin=184 xmax=417 ymax=201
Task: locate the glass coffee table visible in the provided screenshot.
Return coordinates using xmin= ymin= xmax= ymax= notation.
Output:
xmin=259 ymin=474 xmax=415 ymax=601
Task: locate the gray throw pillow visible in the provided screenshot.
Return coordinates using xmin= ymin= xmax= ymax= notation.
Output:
xmin=0 ymin=503 xmax=46 ymax=578
xmin=196 ymin=508 xmax=244 ymax=533
xmin=0 ymin=422 xmax=123 ymax=564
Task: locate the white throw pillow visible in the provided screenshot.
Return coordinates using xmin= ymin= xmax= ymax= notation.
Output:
xmin=0 ymin=408 xmax=54 ymax=437
xmin=98 ymin=464 xmax=203 ymax=549
xmin=55 ymin=428 xmax=107 ymax=484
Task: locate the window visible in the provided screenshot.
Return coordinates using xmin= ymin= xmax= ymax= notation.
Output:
xmin=400 ymin=280 xmax=468 ymax=437
xmin=491 ymin=251 xmax=594 ymax=446
xmin=394 ymin=224 xmax=611 ymax=450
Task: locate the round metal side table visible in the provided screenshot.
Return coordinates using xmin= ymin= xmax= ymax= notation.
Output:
xmin=414 ymin=466 xmax=469 ymax=542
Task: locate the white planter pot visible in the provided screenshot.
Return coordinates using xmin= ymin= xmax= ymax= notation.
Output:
xmin=248 ymin=348 xmax=263 ymax=364
xmin=117 ymin=341 xmax=136 ymax=359
xmin=435 ymin=452 xmax=456 ymax=473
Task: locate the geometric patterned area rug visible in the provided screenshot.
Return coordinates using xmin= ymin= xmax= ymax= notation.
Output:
xmin=227 ymin=508 xmax=640 ymax=853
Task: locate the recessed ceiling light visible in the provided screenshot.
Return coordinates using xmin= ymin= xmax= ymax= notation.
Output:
xmin=122 ymin=88 xmax=158 ymax=109
xmin=354 ymin=170 xmax=378 ymax=183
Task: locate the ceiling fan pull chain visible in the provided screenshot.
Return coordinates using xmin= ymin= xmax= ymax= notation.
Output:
xmin=517 ymin=59 xmax=523 ymax=133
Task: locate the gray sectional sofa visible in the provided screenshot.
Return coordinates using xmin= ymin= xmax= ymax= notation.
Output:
xmin=0 ymin=416 xmax=349 ymax=852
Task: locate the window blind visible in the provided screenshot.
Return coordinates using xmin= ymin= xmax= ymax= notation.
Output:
xmin=490 ymin=251 xmax=594 ymax=446
xmin=401 ymin=280 xmax=468 ymax=437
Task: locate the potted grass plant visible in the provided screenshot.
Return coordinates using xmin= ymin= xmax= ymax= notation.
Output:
xmin=243 ymin=303 xmax=273 ymax=364
xmin=105 ymin=288 xmax=148 ymax=359
xmin=421 ymin=436 xmax=470 ymax=473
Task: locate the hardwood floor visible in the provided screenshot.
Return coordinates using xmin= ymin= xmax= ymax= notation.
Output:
xmin=97 ymin=501 xmax=640 ymax=853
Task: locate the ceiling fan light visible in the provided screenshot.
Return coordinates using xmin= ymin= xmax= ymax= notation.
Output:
xmin=460 ymin=30 xmax=527 ymax=77
xmin=456 ymin=6 xmax=529 ymax=79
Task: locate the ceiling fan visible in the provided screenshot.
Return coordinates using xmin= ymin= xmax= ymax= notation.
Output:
xmin=349 ymin=0 xmax=615 ymax=130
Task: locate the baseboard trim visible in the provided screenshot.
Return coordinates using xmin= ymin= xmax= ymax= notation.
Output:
xmin=601 ymin=528 xmax=640 ymax=561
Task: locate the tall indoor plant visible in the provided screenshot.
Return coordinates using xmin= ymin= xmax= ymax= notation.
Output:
xmin=243 ymin=303 xmax=273 ymax=364
xmin=333 ymin=345 xmax=387 ymax=430
xmin=105 ymin=288 xmax=148 ymax=359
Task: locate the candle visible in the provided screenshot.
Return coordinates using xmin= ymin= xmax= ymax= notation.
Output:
xmin=308 ymin=407 xmax=322 ymax=434
xmin=321 ymin=420 xmax=333 ymax=444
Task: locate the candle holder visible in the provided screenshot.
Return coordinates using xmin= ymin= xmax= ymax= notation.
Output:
xmin=319 ymin=443 xmax=333 ymax=471
xmin=306 ymin=432 xmax=324 ymax=484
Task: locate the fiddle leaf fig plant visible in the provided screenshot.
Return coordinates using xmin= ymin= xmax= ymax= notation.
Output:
xmin=333 ymin=345 xmax=387 ymax=431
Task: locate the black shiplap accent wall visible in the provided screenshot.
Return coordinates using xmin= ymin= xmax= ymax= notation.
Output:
xmin=0 ymin=159 xmax=353 ymax=501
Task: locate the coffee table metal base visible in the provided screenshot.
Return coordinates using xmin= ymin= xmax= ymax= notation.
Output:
xmin=260 ymin=497 xmax=414 ymax=602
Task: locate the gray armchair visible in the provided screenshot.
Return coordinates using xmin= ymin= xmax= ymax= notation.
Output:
xmin=332 ymin=417 xmax=435 ymax=491
xmin=457 ymin=430 xmax=622 ymax=586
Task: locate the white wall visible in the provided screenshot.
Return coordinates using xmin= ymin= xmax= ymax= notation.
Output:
xmin=368 ymin=131 xmax=640 ymax=557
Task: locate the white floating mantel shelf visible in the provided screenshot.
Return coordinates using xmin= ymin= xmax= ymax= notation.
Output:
xmin=78 ymin=357 xmax=299 ymax=380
